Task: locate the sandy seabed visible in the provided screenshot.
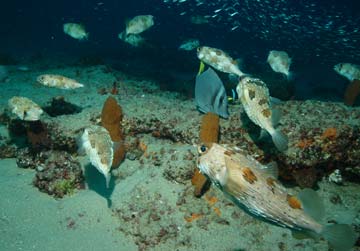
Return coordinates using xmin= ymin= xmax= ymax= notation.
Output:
xmin=0 ymin=63 xmax=359 ymax=251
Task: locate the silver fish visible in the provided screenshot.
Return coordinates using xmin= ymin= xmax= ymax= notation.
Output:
xmin=236 ymin=76 xmax=288 ymax=151
xmin=197 ymin=143 xmax=357 ymax=251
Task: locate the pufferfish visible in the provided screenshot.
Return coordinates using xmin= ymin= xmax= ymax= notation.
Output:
xmin=197 ymin=46 xmax=246 ymax=77
xmin=125 ymin=15 xmax=154 ymax=35
xmin=267 ymin=50 xmax=292 ymax=80
xmin=236 ymin=76 xmax=288 ymax=151
xmin=334 ymin=62 xmax=360 ymax=82
xmin=78 ymin=125 xmax=114 ymax=188
xmin=63 ymin=23 xmax=89 ymax=40
xmin=197 ymin=143 xmax=357 ymax=251
xmin=37 ymin=74 xmax=84 ymax=90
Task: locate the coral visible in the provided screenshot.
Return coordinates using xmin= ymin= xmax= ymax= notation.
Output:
xmin=192 ymin=112 xmax=220 ymax=197
xmin=199 ymin=112 xmax=219 ymax=143
xmin=344 ymin=79 xmax=360 ymax=106
xmin=53 ymin=179 xmax=76 ymax=196
xmin=101 ymin=96 xmax=126 ymax=167
xmin=0 ymin=144 xmax=17 ymax=158
xmin=17 ymin=148 xmax=84 ymax=198
xmin=32 ymin=150 xmax=84 ymax=198
xmin=321 ymin=127 xmax=337 ymax=141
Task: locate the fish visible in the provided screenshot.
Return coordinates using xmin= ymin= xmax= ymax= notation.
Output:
xmin=63 ymin=23 xmax=89 ymax=40
xmin=195 ymin=67 xmax=229 ymax=118
xmin=334 ymin=63 xmax=360 ymax=82
xmin=236 ymin=76 xmax=288 ymax=151
xmin=178 ymin=39 xmax=200 ymax=51
xmin=162 ymin=1 xmax=359 ymax=64
xmin=8 ymin=96 xmax=43 ymax=121
xmin=190 ymin=15 xmax=209 ymax=25
xmin=267 ymin=50 xmax=292 ymax=79
xmin=79 ymin=125 xmax=113 ymax=188
xmin=118 ymin=31 xmax=145 ymax=47
xmin=37 ymin=74 xmax=84 ymax=89
xmin=125 ymin=15 xmax=154 ymax=35
xmin=197 ymin=46 xmax=246 ymax=77
xmin=197 ymin=143 xmax=357 ymax=251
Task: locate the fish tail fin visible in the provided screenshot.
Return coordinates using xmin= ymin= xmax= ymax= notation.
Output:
xmin=105 ymin=173 xmax=111 ymax=188
xmin=270 ymin=129 xmax=288 ymax=151
xmin=321 ymin=224 xmax=357 ymax=251
xmin=287 ymin=72 xmax=295 ymax=81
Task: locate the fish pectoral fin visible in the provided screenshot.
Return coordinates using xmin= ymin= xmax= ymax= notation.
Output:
xmin=298 ymin=188 xmax=325 ymax=222
xmin=251 ymin=159 xmax=278 ymax=179
xmin=264 ymin=161 xmax=279 ymax=178
xmin=271 ymin=108 xmax=281 ymax=127
xmin=269 ymin=96 xmax=283 ymax=106
xmin=291 ymin=229 xmax=316 ymax=240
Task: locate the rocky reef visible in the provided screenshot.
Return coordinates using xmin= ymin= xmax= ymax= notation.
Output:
xmin=17 ymin=149 xmax=84 ymax=198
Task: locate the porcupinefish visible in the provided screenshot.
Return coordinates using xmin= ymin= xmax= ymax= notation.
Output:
xmin=125 ymin=15 xmax=154 ymax=35
xmin=267 ymin=50 xmax=292 ymax=79
xmin=118 ymin=31 xmax=145 ymax=47
xmin=8 ymin=96 xmax=43 ymax=121
xmin=236 ymin=76 xmax=288 ymax=151
xmin=197 ymin=46 xmax=246 ymax=77
xmin=63 ymin=23 xmax=89 ymax=40
xmin=179 ymin=39 xmax=200 ymax=51
xmin=37 ymin=74 xmax=84 ymax=89
xmin=79 ymin=125 xmax=113 ymax=188
xmin=197 ymin=143 xmax=357 ymax=251
xmin=334 ymin=63 xmax=360 ymax=81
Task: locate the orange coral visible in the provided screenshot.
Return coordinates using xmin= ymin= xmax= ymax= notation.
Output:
xmin=205 ymin=195 xmax=218 ymax=206
xmin=192 ymin=112 xmax=220 ymax=197
xmin=184 ymin=213 xmax=203 ymax=222
xmin=344 ymin=79 xmax=360 ymax=106
xmin=321 ymin=127 xmax=337 ymax=141
xmin=199 ymin=112 xmax=219 ymax=143
xmin=297 ymin=138 xmax=313 ymax=149
xmin=213 ymin=207 xmax=221 ymax=216
xmin=101 ymin=96 xmax=125 ymax=167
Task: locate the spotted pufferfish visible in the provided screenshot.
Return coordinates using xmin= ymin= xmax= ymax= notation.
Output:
xmin=236 ymin=76 xmax=288 ymax=151
xmin=197 ymin=143 xmax=357 ymax=251
xmin=197 ymin=46 xmax=246 ymax=77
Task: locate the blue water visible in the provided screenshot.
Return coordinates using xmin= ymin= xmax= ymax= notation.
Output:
xmin=1 ymin=0 xmax=359 ymax=101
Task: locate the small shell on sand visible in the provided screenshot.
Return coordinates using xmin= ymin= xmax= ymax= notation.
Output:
xmin=8 ymin=96 xmax=43 ymax=121
xmin=37 ymin=74 xmax=84 ymax=89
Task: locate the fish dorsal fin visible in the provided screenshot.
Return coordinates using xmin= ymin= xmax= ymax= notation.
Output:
xmin=297 ymin=188 xmax=325 ymax=221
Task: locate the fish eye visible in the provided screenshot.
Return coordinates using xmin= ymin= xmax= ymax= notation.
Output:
xmin=197 ymin=47 xmax=201 ymax=53
xmin=200 ymin=145 xmax=207 ymax=153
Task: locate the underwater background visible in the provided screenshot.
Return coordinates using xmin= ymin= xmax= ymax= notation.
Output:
xmin=0 ymin=1 xmax=359 ymax=251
